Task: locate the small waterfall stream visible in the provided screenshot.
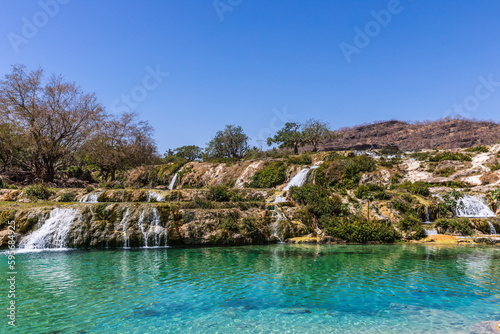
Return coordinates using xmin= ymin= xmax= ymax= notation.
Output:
xmin=273 ymin=165 xmax=319 ymax=203
xmin=138 ymin=207 xmax=166 ymax=247
xmin=169 ymin=172 xmax=179 ymax=190
xmin=19 ymin=208 xmax=81 ymax=250
xmin=146 ymin=191 xmax=165 ymax=202
xmin=79 ymin=192 xmax=102 ymax=203
xmin=455 ymin=195 xmax=496 ymax=218
xmin=487 ymin=222 xmax=498 ymax=235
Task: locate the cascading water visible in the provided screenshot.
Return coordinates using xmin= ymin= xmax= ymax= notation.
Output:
xmin=283 ymin=166 xmax=319 ymax=191
xmin=138 ymin=207 xmax=166 ymax=247
xmin=487 ymin=222 xmax=498 ymax=235
xmin=19 ymin=208 xmax=81 ymax=250
xmin=455 ymin=195 xmax=496 ymax=218
xmin=168 ymin=172 xmax=179 ymax=190
xmin=270 ymin=205 xmax=286 ymax=242
xmin=424 ymin=228 xmax=438 ymax=236
xmin=79 ymin=192 xmax=102 ymax=203
xmin=146 ymin=191 xmax=164 ymax=202
xmin=273 ymin=166 xmax=319 ymax=203
xmin=120 ymin=208 xmax=132 ymax=248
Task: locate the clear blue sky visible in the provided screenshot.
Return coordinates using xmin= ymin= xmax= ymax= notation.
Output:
xmin=1 ymin=0 xmax=500 ymax=154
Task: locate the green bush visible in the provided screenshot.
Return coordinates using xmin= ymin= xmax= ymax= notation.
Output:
xmin=59 ymin=192 xmax=76 ymax=202
xmin=322 ymin=217 xmax=401 ymax=243
xmin=410 ymin=151 xmax=432 ymax=161
xmin=289 ymin=184 xmax=330 ymax=205
xmin=354 ymin=184 xmax=391 ymax=200
xmin=24 ymin=184 xmax=53 ymax=200
xmin=249 ymin=161 xmax=287 ymax=188
xmin=0 ymin=210 xmax=16 ymax=230
xmin=434 ymin=167 xmax=455 ymax=177
xmin=287 ymin=154 xmax=312 ymax=165
xmin=378 ymin=147 xmax=401 ymax=156
xmin=434 ymin=218 xmax=473 ymax=235
xmin=398 ymin=182 xmax=430 ymax=196
xmin=490 ymin=163 xmax=500 ymax=171
xmin=315 ymin=156 xmax=376 ymax=188
xmin=290 ymin=184 xmax=347 ymax=218
xmin=208 ymin=185 xmax=232 ymax=202
xmin=398 ymin=215 xmax=426 ymax=240
xmin=429 ymin=152 xmax=471 ymax=162
xmin=465 ymin=146 xmax=489 ymax=153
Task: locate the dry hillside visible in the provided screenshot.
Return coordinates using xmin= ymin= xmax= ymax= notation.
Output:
xmin=322 ymin=119 xmax=500 ymax=151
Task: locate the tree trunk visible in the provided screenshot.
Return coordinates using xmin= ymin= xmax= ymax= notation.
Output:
xmin=43 ymin=158 xmax=56 ymax=183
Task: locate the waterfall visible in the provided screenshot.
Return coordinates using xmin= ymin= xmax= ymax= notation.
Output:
xmin=146 ymin=191 xmax=165 ymax=202
xmin=424 ymin=228 xmax=438 ymax=236
xmin=270 ymin=205 xmax=286 ymax=242
xmin=168 ymin=172 xmax=179 ymax=190
xmin=283 ymin=166 xmax=318 ymax=191
xmin=120 ymin=208 xmax=132 ymax=248
xmin=19 ymin=208 xmax=80 ymax=250
xmin=455 ymin=195 xmax=496 ymax=218
xmin=423 ymin=206 xmax=431 ymax=223
xmin=79 ymin=192 xmax=102 ymax=203
xmin=487 ymin=222 xmax=498 ymax=235
xmin=138 ymin=207 xmax=166 ymax=247
xmin=273 ymin=166 xmax=319 ymax=203
xmin=120 ymin=207 xmax=166 ymax=248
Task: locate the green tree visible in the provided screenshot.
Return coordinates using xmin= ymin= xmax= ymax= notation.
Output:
xmin=174 ymin=145 xmax=202 ymax=161
xmin=302 ymin=119 xmax=333 ymax=152
xmin=267 ymin=122 xmax=304 ymax=154
xmin=205 ymin=125 xmax=249 ymax=159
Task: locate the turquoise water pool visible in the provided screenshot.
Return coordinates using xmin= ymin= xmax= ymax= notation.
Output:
xmin=2 ymin=244 xmax=499 ymax=333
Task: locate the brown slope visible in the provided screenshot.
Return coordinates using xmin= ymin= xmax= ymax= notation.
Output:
xmin=321 ymin=118 xmax=500 ymax=151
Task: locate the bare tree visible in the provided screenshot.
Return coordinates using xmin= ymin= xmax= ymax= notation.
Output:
xmin=0 ymin=65 xmax=105 ymax=182
xmin=302 ymin=119 xmax=334 ymax=152
xmin=81 ymin=113 xmax=157 ymax=181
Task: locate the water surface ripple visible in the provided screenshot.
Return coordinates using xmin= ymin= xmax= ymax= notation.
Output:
xmin=2 ymin=244 xmax=500 ymax=333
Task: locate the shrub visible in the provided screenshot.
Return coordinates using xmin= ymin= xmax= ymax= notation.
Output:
xmin=354 ymin=184 xmax=391 ymax=200
xmin=287 ymin=154 xmax=312 ymax=165
xmin=0 ymin=210 xmax=16 ymax=230
xmin=249 ymin=161 xmax=287 ymax=188
xmin=59 ymin=192 xmax=76 ymax=202
xmin=208 ymin=186 xmax=232 ymax=202
xmin=490 ymin=163 xmax=500 ymax=171
xmin=185 ymin=197 xmax=216 ymax=209
xmin=398 ymin=182 xmax=430 ymax=196
xmin=465 ymin=146 xmax=489 ymax=153
xmin=434 ymin=167 xmax=455 ymax=177
xmin=410 ymin=151 xmax=432 ymax=161
xmin=378 ymin=147 xmax=401 ymax=156
xmin=398 ymin=215 xmax=426 ymax=240
xmin=315 ymin=155 xmax=376 ymax=188
xmin=289 ymin=184 xmax=330 ymax=205
xmin=322 ymin=217 xmax=401 ymax=243
xmin=24 ymin=184 xmax=53 ymax=200
xmin=429 ymin=152 xmax=471 ymax=162
xmin=290 ymin=184 xmax=347 ymax=218
xmin=434 ymin=218 xmax=473 ymax=235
